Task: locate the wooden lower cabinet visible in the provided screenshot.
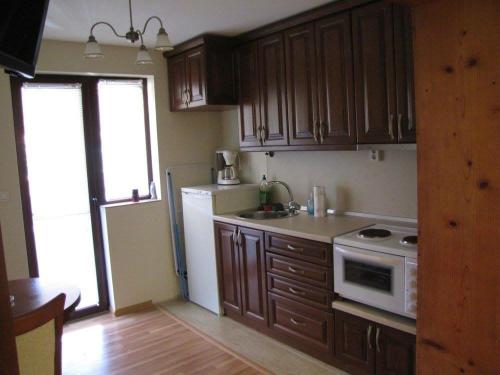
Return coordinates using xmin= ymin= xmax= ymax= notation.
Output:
xmin=268 ymin=292 xmax=333 ymax=361
xmin=334 ymin=310 xmax=416 ymax=375
xmin=215 ymin=223 xmax=268 ymax=330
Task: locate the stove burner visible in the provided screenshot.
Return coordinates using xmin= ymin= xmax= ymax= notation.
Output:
xmin=401 ymin=235 xmax=418 ymax=246
xmin=358 ymin=228 xmax=392 ymax=239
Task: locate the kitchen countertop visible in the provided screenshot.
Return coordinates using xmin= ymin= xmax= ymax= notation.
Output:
xmin=213 ymin=211 xmax=376 ymax=243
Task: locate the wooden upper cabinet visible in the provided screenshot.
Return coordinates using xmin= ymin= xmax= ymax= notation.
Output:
xmin=185 ymin=47 xmax=206 ymax=107
xmin=285 ymin=23 xmax=319 ymax=146
xmin=214 ymin=222 xmax=241 ymax=315
xmin=315 ymin=12 xmax=356 ymax=145
xmin=393 ymin=5 xmax=416 ymax=143
xmin=236 ymin=43 xmax=261 ymax=147
xmin=164 ymin=35 xmax=236 ymax=112
xmin=258 ymin=34 xmax=288 ymax=146
xmin=238 ymin=227 xmax=268 ymax=328
xmin=168 ymin=54 xmax=188 ymax=111
xmin=352 ymin=1 xmax=397 ymax=144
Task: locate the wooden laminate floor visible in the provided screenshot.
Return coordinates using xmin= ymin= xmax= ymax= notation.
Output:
xmin=62 ymin=307 xmax=270 ymax=375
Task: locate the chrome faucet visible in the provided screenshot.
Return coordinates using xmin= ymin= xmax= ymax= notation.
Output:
xmin=268 ymin=180 xmax=301 ymax=214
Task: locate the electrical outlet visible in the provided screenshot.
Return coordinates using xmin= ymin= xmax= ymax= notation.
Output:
xmin=369 ymin=150 xmax=380 ymax=161
xmin=0 ymin=191 xmax=9 ymax=202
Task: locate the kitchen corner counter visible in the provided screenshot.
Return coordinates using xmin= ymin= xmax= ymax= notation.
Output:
xmin=213 ymin=211 xmax=375 ymax=243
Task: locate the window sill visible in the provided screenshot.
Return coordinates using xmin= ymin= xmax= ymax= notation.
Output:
xmin=100 ymin=198 xmax=162 ymax=209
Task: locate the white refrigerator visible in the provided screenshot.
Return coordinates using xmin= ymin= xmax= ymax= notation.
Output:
xmin=181 ymin=184 xmax=259 ymax=314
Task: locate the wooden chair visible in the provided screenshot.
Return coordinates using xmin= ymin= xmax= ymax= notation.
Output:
xmin=13 ymin=293 xmax=66 ymax=375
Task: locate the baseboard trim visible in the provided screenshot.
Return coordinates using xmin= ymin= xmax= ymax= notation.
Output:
xmin=114 ymin=300 xmax=154 ymax=317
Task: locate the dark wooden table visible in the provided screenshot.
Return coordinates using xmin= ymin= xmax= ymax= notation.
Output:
xmin=9 ymin=278 xmax=81 ymax=322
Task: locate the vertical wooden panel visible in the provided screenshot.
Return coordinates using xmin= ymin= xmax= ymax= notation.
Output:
xmin=413 ymin=0 xmax=500 ymax=373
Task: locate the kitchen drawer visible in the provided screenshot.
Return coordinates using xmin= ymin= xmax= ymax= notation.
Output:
xmin=265 ymin=232 xmax=332 ymax=266
xmin=266 ymin=253 xmax=333 ymax=290
xmin=268 ymin=292 xmax=333 ymax=354
xmin=267 ymin=273 xmax=333 ymax=311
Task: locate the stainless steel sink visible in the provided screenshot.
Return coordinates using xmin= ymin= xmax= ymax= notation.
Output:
xmin=238 ymin=210 xmax=298 ymax=220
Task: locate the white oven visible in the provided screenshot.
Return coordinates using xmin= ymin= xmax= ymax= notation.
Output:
xmin=334 ymin=231 xmax=417 ymax=319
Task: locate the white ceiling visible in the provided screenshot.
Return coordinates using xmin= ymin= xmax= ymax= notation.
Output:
xmin=43 ymin=0 xmax=335 ymax=48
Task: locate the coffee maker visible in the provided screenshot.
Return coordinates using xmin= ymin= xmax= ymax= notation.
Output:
xmin=216 ymin=150 xmax=240 ymax=185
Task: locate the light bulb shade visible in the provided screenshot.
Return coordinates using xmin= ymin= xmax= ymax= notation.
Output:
xmin=84 ymin=35 xmax=103 ymax=58
xmin=154 ymin=28 xmax=173 ymax=51
xmin=136 ymin=45 xmax=153 ymax=65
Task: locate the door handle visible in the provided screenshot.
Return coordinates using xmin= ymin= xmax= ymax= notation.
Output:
xmin=288 ymin=287 xmax=306 ymax=296
xmin=260 ymin=126 xmax=267 ymax=143
xmin=288 ymin=266 xmax=305 ymax=275
xmin=319 ymin=122 xmax=325 ymax=144
xmin=286 ymin=244 xmax=303 ymax=253
xmin=91 ymin=197 xmax=99 ymax=206
xmin=397 ymin=113 xmax=403 ymax=139
xmin=290 ymin=317 xmax=306 ymax=326
xmin=237 ymin=229 xmax=242 ymax=247
xmin=367 ymin=324 xmax=373 ymax=350
xmin=388 ymin=113 xmax=395 ymax=140
xmin=232 ymin=228 xmax=238 ymax=247
xmin=376 ymin=327 xmax=381 ymax=352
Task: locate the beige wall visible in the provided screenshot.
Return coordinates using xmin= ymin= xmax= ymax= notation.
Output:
xmin=221 ymin=109 xmax=417 ymax=219
xmin=0 ymin=40 xmax=222 ymax=305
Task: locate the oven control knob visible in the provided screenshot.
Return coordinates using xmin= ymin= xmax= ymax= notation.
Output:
xmin=410 ymin=281 xmax=417 ymax=289
xmin=410 ymin=268 xmax=417 ymax=276
xmin=410 ymin=292 xmax=417 ymax=301
xmin=409 ymin=304 xmax=417 ymax=313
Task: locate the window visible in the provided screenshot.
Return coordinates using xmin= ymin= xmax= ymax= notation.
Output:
xmin=97 ymin=79 xmax=152 ymax=202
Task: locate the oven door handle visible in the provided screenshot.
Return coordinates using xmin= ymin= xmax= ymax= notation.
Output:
xmin=335 ymin=246 xmax=403 ymax=266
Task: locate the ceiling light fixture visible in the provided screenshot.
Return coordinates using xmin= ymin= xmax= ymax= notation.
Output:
xmin=84 ymin=0 xmax=173 ymax=64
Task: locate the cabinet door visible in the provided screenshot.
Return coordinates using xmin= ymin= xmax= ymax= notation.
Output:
xmin=285 ymin=23 xmax=319 ymax=146
xmin=393 ymin=5 xmax=416 ymax=143
xmin=214 ymin=222 xmax=241 ymax=314
xmin=168 ymin=54 xmax=187 ymax=111
xmin=352 ymin=1 xmax=397 ymax=144
xmin=334 ymin=310 xmax=375 ymax=374
xmin=186 ymin=46 xmax=206 ymax=108
xmin=375 ymin=325 xmax=416 ymax=375
xmin=238 ymin=227 xmax=268 ymax=328
xmin=236 ymin=43 xmax=261 ymax=147
xmin=258 ymin=33 xmax=288 ymax=146
xmin=316 ymin=12 xmax=356 ymax=145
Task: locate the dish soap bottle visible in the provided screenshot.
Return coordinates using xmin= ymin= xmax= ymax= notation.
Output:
xmin=259 ymin=175 xmax=270 ymax=206
xmin=307 ymin=192 xmax=314 ymax=215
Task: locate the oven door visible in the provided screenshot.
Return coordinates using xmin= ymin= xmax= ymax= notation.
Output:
xmin=334 ymin=245 xmax=405 ymax=316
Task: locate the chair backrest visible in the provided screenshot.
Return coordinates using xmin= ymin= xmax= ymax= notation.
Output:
xmin=14 ymin=293 xmax=66 ymax=375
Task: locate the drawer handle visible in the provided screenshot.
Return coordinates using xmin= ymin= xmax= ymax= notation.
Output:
xmin=288 ymin=287 xmax=306 ymax=296
xmin=290 ymin=317 xmax=306 ymax=326
xmin=288 ymin=266 xmax=305 ymax=275
xmin=286 ymin=244 xmax=303 ymax=253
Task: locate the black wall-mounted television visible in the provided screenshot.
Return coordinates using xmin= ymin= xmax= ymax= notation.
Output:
xmin=0 ymin=0 xmax=51 ymax=79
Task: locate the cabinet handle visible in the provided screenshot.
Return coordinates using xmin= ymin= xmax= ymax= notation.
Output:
xmin=376 ymin=327 xmax=381 ymax=353
xmin=290 ymin=317 xmax=306 ymax=326
xmin=397 ymin=113 xmax=403 ymax=140
xmin=388 ymin=113 xmax=395 ymax=140
xmin=257 ymin=126 xmax=262 ymax=144
xmin=184 ymin=89 xmax=189 ymax=107
xmin=237 ymin=229 xmax=242 ymax=247
xmin=288 ymin=266 xmax=305 ymax=275
xmin=319 ymin=122 xmax=325 ymax=144
xmin=260 ymin=126 xmax=267 ymax=143
xmin=313 ymin=121 xmax=319 ymax=143
xmin=288 ymin=287 xmax=306 ymax=296
xmin=232 ymin=228 xmax=238 ymax=247
xmin=367 ymin=324 xmax=373 ymax=350
xmin=286 ymin=244 xmax=303 ymax=253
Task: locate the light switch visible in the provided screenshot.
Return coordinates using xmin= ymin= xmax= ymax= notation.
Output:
xmin=0 ymin=191 xmax=9 ymax=202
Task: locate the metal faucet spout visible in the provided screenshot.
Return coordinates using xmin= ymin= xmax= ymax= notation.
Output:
xmin=268 ymin=180 xmax=300 ymax=214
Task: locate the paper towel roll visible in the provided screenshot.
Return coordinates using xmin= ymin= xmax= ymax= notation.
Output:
xmin=313 ymin=186 xmax=326 ymax=217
